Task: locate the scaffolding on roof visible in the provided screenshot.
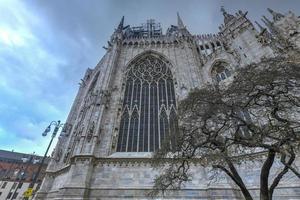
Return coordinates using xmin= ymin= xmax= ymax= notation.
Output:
xmin=125 ymin=19 xmax=163 ymax=38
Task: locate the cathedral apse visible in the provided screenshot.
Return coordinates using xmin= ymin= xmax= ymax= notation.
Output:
xmin=35 ymin=8 xmax=300 ymax=200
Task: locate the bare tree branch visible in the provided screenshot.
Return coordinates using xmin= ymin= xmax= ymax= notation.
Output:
xmin=151 ymin=53 xmax=300 ymax=199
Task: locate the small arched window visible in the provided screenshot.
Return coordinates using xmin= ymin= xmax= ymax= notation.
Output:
xmin=117 ymin=54 xmax=177 ymax=152
xmin=211 ymin=61 xmax=232 ymax=83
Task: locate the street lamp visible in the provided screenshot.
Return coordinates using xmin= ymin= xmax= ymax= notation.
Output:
xmin=41 ymin=126 xmax=51 ymax=137
xmin=24 ymin=120 xmax=64 ymax=199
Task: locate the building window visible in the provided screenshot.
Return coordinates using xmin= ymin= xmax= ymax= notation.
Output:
xmin=117 ymin=54 xmax=177 ymax=152
xmin=11 ymin=182 xmax=17 ymax=189
xmin=21 ymin=171 xmax=26 ymax=180
xmin=1 ymin=182 xmax=7 ymax=189
xmin=215 ymin=68 xmax=231 ymax=82
xmin=12 ymin=192 xmax=18 ymax=199
xmin=6 ymin=192 xmax=12 ymax=199
xmin=31 ymin=172 xmax=37 ymax=181
xmin=211 ymin=61 xmax=232 ymax=83
xmin=0 ymin=169 xmax=6 ymax=178
xmin=17 ymin=182 xmax=23 ymax=189
xmin=16 ymin=170 xmax=25 ymax=180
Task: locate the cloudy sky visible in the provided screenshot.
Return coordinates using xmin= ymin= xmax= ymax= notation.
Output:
xmin=0 ymin=0 xmax=299 ymax=156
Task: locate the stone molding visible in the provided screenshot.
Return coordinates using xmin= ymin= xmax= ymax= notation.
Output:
xmin=45 ymin=151 xmax=269 ymax=178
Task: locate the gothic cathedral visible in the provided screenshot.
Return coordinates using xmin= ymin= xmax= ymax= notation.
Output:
xmin=36 ymin=8 xmax=300 ymax=199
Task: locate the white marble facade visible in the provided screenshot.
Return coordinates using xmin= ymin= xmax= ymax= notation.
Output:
xmin=35 ymin=8 xmax=300 ymax=200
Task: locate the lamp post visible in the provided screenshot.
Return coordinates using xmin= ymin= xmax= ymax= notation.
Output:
xmin=24 ymin=120 xmax=63 ymax=199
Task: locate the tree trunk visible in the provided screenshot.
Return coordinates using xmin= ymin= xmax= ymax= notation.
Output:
xmin=269 ymin=152 xmax=296 ymax=198
xmin=225 ymin=159 xmax=253 ymax=200
xmin=214 ymin=158 xmax=253 ymax=200
xmin=260 ymin=150 xmax=275 ymax=200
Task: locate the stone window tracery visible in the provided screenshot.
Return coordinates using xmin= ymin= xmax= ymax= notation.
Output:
xmin=116 ymin=54 xmax=177 ymax=152
xmin=211 ymin=61 xmax=232 ymax=83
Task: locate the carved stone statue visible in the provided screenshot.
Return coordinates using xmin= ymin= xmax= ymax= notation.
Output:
xmin=100 ymin=89 xmax=111 ymax=108
xmin=54 ymin=148 xmax=62 ymax=162
xmin=86 ymin=121 xmax=95 ymax=142
xmin=111 ymin=135 xmax=117 ymax=149
xmin=63 ymin=148 xmax=72 ymax=163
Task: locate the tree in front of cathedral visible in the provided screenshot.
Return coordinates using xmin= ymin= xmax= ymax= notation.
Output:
xmin=151 ymin=52 xmax=300 ymax=200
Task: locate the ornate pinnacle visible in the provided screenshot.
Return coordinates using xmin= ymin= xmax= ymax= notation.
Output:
xmin=255 ymin=21 xmax=265 ymax=31
xmin=177 ymin=12 xmax=185 ymax=29
xmin=267 ymin=8 xmax=275 ymax=14
xmin=220 ymin=6 xmax=236 ymax=25
xmin=263 ymin=15 xmax=272 ymax=24
xmin=220 ymin=6 xmax=227 ymax=16
xmin=267 ymin=8 xmax=284 ymax=22
xmin=117 ymin=16 xmax=124 ymax=32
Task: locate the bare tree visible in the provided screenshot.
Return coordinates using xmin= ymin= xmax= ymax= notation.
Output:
xmin=151 ymin=54 xmax=300 ymax=200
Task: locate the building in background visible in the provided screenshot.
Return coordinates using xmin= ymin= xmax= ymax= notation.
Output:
xmin=0 ymin=150 xmax=49 ymax=200
xmin=35 ymin=8 xmax=299 ymax=199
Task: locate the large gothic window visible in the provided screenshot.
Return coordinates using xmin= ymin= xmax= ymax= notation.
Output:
xmin=116 ymin=54 xmax=177 ymax=152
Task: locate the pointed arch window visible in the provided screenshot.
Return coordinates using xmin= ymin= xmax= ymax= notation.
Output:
xmin=116 ymin=54 xmax=177 ymax=152
xmin=211 ymin=61 xmax=232 ymax=83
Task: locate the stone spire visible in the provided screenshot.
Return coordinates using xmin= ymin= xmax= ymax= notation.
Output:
xmin=175 ymin=12 xmax=191 ymax=37
xmin=267 ymin=8 xmax=284 ymax=22
xmin=262 ymin=15 xmax=273 ymax=26
xmin=110 ymin=16 xmax=124 ymax=43
xmin=177 ymin=12 xmax=185 ymax=29
xmin=255 ymin=20 xmax=272 ymax=43
xmin=116 ymin=16 xmax=124 ymax=32
xmin=221 ymin=6 xmax=236 ymax=25
xmin=255 ymin=21 xmax=265 ymax=32
xmin=261 ymin=16 xmax=278 ymax=35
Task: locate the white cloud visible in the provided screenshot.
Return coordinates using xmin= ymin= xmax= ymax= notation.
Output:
xmin=0 ymin=26 xmax=26 ymax=46
xmin=0 ymin=0 xmax=73 ymax=155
